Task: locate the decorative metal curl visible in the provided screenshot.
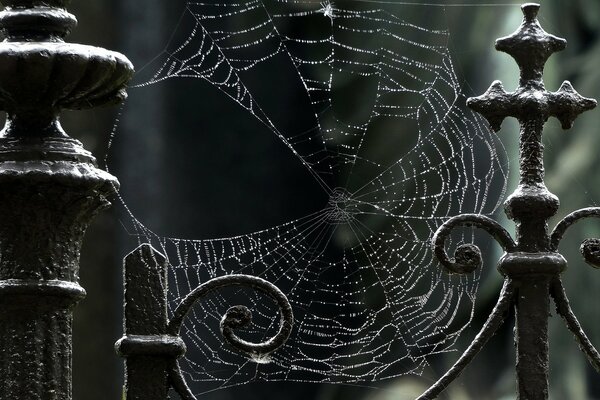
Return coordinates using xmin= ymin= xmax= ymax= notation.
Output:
xmin=432 ymin=214 xmax=516 ymax=274
xmin=167 ymin=274 xmax=294 ymax=357
xmin=166 ymin=274 xmax=294 ymax=400
xmin=550 ymin=207 xmax=600 ymax=268
xmin=581 ymin=238 xmax=600 ymax=269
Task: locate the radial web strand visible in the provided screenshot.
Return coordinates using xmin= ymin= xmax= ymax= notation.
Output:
xmin=112 ymin=0 xmax=510 ymax=395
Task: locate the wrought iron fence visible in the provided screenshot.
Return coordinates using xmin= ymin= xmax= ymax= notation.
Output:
xmin=422 ymin=3 xmax=600 ymax=398
xmin=0 ymin=1 xmax=598 ymax=400
xmin=115 ymin=244 xmax=293 ymax=400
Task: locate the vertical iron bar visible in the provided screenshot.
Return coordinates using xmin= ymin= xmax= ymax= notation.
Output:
xmin=426 ymin=3 xmax=597 ymax=399
xmin=514 ymin=279 xmax=550 ymax=400
xmin=115 ymin=244 xmax=186 ymax=400
xmin=468 ymin=4 xmax=594 ymax=398
xmin=122 ymin=244 xmax=169 ymax=400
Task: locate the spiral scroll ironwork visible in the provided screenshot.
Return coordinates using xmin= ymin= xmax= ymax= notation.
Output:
xmin=432 ymin=214 xmax=516 ymax=274
xmin=167 ymin=274 xmax=294 ymax=357
xmin=166 ymin=274 xmax=294 ymax=400
xmin=118 ymin=245 xmax=295 ymax=400
xmin=422 ymin=214 xmax=518 ymax=399
xmin=420 ymin=4 xmax=600 ymax=399
xmin=551 ymin=207 xmax=600 ymax=268
xmin=548 ymin=208 xmax=600 ymax=374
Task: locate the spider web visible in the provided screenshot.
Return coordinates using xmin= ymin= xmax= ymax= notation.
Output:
xmin=113 ymin=0 xmax=509 ymax=395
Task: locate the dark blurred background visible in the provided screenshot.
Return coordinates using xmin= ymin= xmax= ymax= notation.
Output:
xmin=60 ymin=0 xmax=600 ymax=399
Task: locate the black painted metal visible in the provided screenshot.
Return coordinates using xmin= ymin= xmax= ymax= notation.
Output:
xmin=419 ymin=3 xmax=600 ymax=400
xmin=167 ymin=274 xmax=294 ymax=359
xmin=115 ymin=244 xmax=186 ymax=400
xmin=116 ymin=244 xmax=294 ymax=400
xmin=0 ymin=1 xmax=133 ymax=399
xmin=2 ymin=0 xmax=596 ymax=399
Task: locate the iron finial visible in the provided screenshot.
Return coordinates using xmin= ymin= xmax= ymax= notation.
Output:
xmin=495 ymin=2 xmax=566 ymax=84
xmin=467 ymin=3 xmax=595 ymax=191
xmin=521 ymin=2 xmax=539 ymax=21
xmin=422 ymin=4 xmax=600 ymax=399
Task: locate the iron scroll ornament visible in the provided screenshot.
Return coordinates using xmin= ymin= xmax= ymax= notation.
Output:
xmin=551 ymin=207 xmax=600 ymax=268
xmin=422 ymin=211 xmax=600 ymax=399
xmin=419 ymin=3 xmax=600 ymax=400
xmin=166 ymin=274 xmax=294 ymax=400
xmin=116 ymin=245 xmax=294 ymax=400
xmin=432 ymin=214 xmax=517 ymax=274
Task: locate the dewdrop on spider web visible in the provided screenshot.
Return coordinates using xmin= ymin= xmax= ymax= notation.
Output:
xmin=117 ymin=0 xmax=510 ymax=393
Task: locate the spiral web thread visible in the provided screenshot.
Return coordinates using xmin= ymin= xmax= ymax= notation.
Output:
xmin=116 ymin=0 xmax=509 ymax=395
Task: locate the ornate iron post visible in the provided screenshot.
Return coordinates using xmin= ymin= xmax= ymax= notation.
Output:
xmin=0 ymin=1 xmax=133 ymax=399
xmin=418 ymin=3 xmax=600 ymax=400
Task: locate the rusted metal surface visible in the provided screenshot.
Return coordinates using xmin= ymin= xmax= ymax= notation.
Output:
xmin=421 ymin=3 xmax=600 ymax=399
xmin=116 ymin=244 xmax=294 ymax=400
xmin=0 ymin=0 xmax=133 ymax=398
